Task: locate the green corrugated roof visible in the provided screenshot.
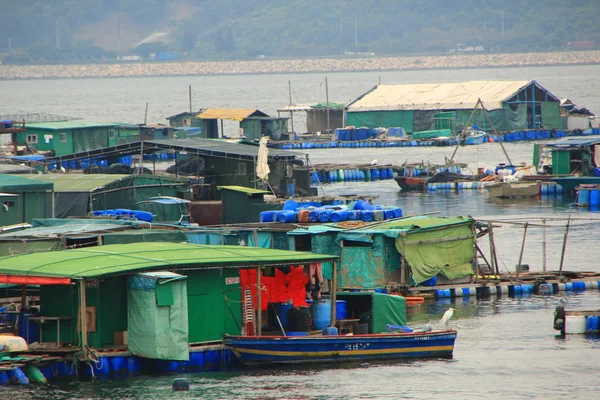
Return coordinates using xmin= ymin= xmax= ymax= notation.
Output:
xmin=217 ymin=186 xmax=270 ymax=195
xmin=25 ymin=121 xmax=118 ymax=130
xmin=0 ymin=242 xmax=338 ymax=278
xmin=0 ymin=175 xmax=53 ymax=192
xmin=28 ymin=174 xmax=130 ymax=192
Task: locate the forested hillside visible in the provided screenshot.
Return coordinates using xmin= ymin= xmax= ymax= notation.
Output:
xmin=1 ymin=0 xmax=598 ymax=64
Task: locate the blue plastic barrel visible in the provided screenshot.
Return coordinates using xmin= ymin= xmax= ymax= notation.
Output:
xmin=371 ymin=169 xmax=380 ymax=180
xmin=348 ymin=210 xmax=361 ymax=220
xmin=311 ymin=299 xmax=332 ymax=330
xmin=287 ymin=331 xmax=308 ymax=336
xmin=308 ymin=209 xmax=320 ymax=223
xmin=322 ymin=326 xmax=339 ymax=336
xmin=578 ymin=189 xmax=591 ymax=204
xmin=587 ymin=316 xmax=600 ymax=332
xmin=127 ymin=356 xmax=140 ymax=374
xmin=277 ymin=211 xmax=298 ymax=223
xmin=336 ymin=300 xmax=347 ymax=320
xmin=110 ymin=356 xmax=127 ymax=374
xmin=329 ymin=209 xmax=348 ymax=222
xmin=260 ymin=211 xmax=276 ymax=223
xmin=590 ymin=189 xmax=600 ymax=207
xmin=0 ymin=371 xmax=8 ymax=386
xmin=361 ymin=210 xmax=373 ymax=222
xmin=379 ymin=168 xmax=387 ymax=179
xmin=132 ymin=210 xmax=153 ymax=222
xmin=354 ymin=200 xmax=373 ymax=211
xmin=276 ymin=303 xmax=294 ymax=329
xmin=319 ymin=209 xmax=334 ymax=222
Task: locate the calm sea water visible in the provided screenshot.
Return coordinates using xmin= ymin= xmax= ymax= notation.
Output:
xmin=2 ymin=64 xmax=600 ymax=399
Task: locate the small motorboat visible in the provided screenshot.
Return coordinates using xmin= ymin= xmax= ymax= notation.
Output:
xmin=485 ymin=181 xmax=541 ymax=198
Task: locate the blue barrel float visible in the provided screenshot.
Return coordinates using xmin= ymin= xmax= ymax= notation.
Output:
xmin=590 ymin=189 xmax=600 ymax=207
xmin=336 ymin=300 xmax=347 ymax=320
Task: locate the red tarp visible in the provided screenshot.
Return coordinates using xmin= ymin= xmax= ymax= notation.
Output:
xmin=0 ymin=275 xmax=71 ymax=285
xmin=240 ymin=266 xmax=308 ymax=310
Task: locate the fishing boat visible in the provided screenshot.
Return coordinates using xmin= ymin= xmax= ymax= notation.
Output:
xmin=485 ymin=181 xmax=541 ymax=198
xmin=394 ymin=176 xmax=428 ymax=191
xmin=463 ymin=131 xmax=487 ymax=145
xmin=223 ymin=279 xmax=457 ymax=366
xmin=223 ymin=329 xmax=457 ymax=365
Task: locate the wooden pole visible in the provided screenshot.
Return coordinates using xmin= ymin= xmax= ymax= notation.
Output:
xmin=516 ymin=222 xmax=528 ymax=278
xmin=189 ymin=85 xmax=192 ymax=113
xmin=139 ymin=140 xmax=144 ymax=173
xmin=400 ymin=232 xmax=407 ymax=284
xmin=558 ymin=216 xmax=571 ymax=277
xmin=143 ymin=103 xmax=148 ymax=125
xmin=288 ymin=81 xmax=294 ymax=133
xmin=256 ymin=265 xmax=262 ymax=336
xmin=487 ymin=222 xmax=500 ymax=275
xmin=220 ymin=119 xmax=224 ymax=138
xmin=325 ymin=77 xmax=330 ymax=134
xmin=330 ymin=260 xmax=337 ymax=327
xmin=79 ymin=279 xmax=88 ymax=357
xmin=253 ymin=230 xmax=262 ymax=336
xmin=542 ymin=218 xmax=547 ymax=271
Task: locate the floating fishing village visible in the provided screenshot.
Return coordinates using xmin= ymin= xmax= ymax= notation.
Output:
xmin=1 ymin=76 xmax=600 ymax=390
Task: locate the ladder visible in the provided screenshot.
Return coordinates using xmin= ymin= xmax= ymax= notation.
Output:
xmin=241 ymin=287 xmax=256 ymax=336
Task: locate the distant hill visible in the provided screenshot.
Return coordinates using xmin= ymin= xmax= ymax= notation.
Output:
xmin=1 ymin=0 xmax=598 ymax=63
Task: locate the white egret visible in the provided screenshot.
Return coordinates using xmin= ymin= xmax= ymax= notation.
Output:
xmin=370 ymin=160 xmax=378 ymax=165
xmin=440 ymin=308 xmax=455 ymax=326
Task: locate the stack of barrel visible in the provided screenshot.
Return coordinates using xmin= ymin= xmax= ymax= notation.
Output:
xmin=260 ymin=199 xmax=403 ymax=224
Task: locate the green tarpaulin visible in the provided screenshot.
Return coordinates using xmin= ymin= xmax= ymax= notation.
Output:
xmin=346 ymin=111 xmax=414 ymax=132
xmin=411 ymin=129 xmax=452 ymax=140
xmin=541 ymin=102 xmax=566 ymax=129
xmin=337 ymin=292 xmax=406 ymax=333
xmin=394 ymin=219 xmax=475 ymax=284
xmin=127 ymin=272 xmax=189 ymax=361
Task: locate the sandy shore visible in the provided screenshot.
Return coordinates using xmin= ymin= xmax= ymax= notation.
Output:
xmin=1 ymin=50 xmax=599 ymax=80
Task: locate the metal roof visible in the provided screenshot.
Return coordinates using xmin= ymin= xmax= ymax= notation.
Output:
xmin=346 ymin=80 xmax=558 ymax=112
xmin=27 ymin=174 xmax=186 ymax=192
xmin=196 ymin=109 xmax=269 ymax=121
xmin=28 ymin=174 xmax=129 ymax=192
xmin=44 ymin=139 xmax=300 ymax=163
xmin=546 ymin=137 xmax=600 ymax=148
xmin=278 ymin=102 xmax=347 ymax=112
xmin=0 ymin=242 xmax=338 ymax=278
xmin=217 ymin=185 xmax=270 ymax=195
xmin=0 ymin=175 xmax=53 ymax=192
xmin=25 ymin=121 xmax=118 ymax=130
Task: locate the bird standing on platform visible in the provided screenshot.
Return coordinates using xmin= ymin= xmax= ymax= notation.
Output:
xmin=440 ymin=308 xmax=455 ymax=326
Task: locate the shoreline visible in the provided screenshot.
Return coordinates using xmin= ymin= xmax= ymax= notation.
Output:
xmin=1 ymin=50 xmax=599 ymax=81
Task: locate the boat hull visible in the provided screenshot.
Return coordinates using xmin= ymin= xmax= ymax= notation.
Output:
xmin=486 ymin=181 xmax=540 ymax=198
xmin=464 ymin=133 xmax=487 ymax=145
xmin=394 ymin=176 xmax=428 ymax=191
xmin=223 ymin=330 xmax=457 ymax=365
xmin=551 ymin=177 xmax=600 ymax=193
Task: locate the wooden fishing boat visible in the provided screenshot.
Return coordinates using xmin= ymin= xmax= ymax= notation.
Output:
xmin=223 ymin=330 xmax=457 ymax=365
xmin=394 ymin=176 xmax=428 ymax=191
xmin=485 ymin=181 xmax=541 ymax=198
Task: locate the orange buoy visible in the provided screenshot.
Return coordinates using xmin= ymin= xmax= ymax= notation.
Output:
xmin=488 ymin=137 xmax=494 ymax=143
xmin=404 ymin=296 xmax=425 ymax=306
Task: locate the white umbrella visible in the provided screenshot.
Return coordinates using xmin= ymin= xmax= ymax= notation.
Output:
xmin=256 ymin=136 xmax=270 ymax=181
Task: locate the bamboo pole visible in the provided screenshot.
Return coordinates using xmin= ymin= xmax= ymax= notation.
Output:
xmin=542 ymin=218 xmax=547 ymax=271
xmin=79 ymin=279 xmax=88 ymax=358
xmin=558 ymin=216 xmax=571 ymax=277
xmin=516 ymin=222 xmax=528 ymax=278
xmin=400 ymin=232 xmax=407 ymax=284
xmin=330 ymin=260 xmax=337 ymax=327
